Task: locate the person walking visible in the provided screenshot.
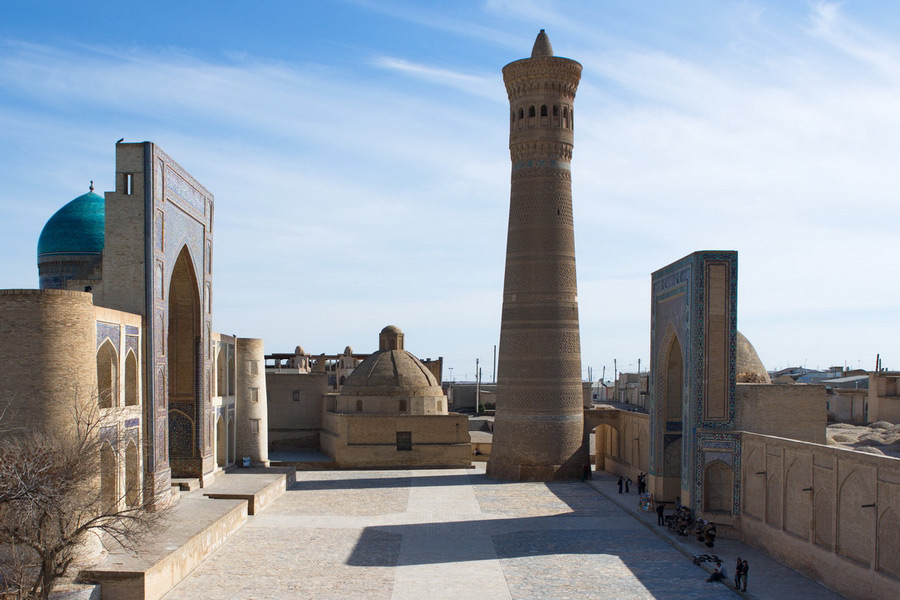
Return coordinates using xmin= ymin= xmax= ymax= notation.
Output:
xmin=734 ymin=557 xmax=743 ymax=589
xmin=624 ymin=476 xmax=631 ymax=493
xmin=741 ymin=559 xmax=748 ymax=591
xmin=617 ymin=476 xmax=623 ymax=493
xmin=656 ymin=502 xmax=666 ymax=526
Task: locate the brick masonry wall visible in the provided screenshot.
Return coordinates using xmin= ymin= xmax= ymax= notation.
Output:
xmin=736 ymin=384 xmax=826 ymax=443
xmin=321 ymin=412 xmax=470 ymax=467
xmin=265 ymin=371 xmax=327 ymax=449
xmin=0 ymin=289 xmax=97 ymax=434
xmin=235 ymin=338 xmax=268 ymax=465
xmin=741 ymin=432 xmax=900 ymax=600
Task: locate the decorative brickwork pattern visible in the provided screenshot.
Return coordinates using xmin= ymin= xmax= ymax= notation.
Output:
xmin=488 ymin=31 xmax=587 ymax=482
xmin=649 ymin=251 xmax=738 ymax=512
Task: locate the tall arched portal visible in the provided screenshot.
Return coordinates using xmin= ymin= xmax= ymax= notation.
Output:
xmin=649 ymin=251 xmax=738 ymax=513
xmin=167 ymin=246 xmax=202 ymax=477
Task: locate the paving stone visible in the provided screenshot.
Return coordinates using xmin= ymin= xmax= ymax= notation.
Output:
xmin=163 ymin=466 xmax=839 ymax=599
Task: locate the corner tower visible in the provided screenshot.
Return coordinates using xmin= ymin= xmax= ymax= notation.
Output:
xmin=487 ymin=30 xmax=587 ymax=481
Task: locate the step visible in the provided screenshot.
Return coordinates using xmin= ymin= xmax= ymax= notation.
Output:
xmin=170 ymin=478 xmax=200 ymax=492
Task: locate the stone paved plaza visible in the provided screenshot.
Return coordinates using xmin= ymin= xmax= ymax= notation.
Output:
xmin=164 ymin=465 xmax=741 ymax=600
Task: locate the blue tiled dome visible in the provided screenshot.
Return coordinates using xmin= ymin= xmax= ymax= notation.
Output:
xmin=37 ymin=190 xmax=105 ymax=256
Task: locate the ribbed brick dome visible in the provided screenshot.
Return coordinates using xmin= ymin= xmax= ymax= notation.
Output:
xmin=341 ymin=326 xmax=441 ymax=396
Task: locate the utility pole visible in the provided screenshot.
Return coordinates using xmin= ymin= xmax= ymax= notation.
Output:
xmin=493 ymin=344 xmax=497 ymax=383
xmin=476 ymin=358 xmax=480 ymax=413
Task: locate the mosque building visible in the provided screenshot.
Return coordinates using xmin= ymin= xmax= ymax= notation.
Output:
xmin=2 ymin=29 xmax=900 ymax=600
xmin=0 ymin=142 xmax=270 ymax=511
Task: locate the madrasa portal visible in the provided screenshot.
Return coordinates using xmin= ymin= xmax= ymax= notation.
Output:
xmin=1 ymin=30 xmax=899 ymax=600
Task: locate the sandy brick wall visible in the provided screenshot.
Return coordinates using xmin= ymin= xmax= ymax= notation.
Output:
xmin=322 ymin=412 xmax=470 ymax=467
xmin=736 ymin=383 xmax=826 ymax=443
xmin=266 ymin=371 xmax=326 ymax=449
xmin=741 ymin=432 xmax=900 ymax=600
xmin=235 ymin=338 xmax=268 ymax=465
xmin=0 ymin=289 xmax=98 ymax=434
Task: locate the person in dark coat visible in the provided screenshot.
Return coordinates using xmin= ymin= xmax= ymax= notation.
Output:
xmin=624 ymin=476 xmax=631 ymax=493
xmin=656 ymin=502 xmax=666 ymax=526
xmin=734 ymin=557 xmax=743 ymax=589
xmin=617 ymin=476 xmax=623 ymax=493
xmin=740 ymin=559 xmax=749 ymax=591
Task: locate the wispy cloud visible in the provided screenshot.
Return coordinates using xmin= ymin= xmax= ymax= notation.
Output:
xmin=371 ymin=55 xmax=502 ymax=100
xmin=0 ymin=1 xmax=898 ymax=377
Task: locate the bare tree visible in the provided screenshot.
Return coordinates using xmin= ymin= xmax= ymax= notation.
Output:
xmin=0 ymin=399 xmax=168 ymax=599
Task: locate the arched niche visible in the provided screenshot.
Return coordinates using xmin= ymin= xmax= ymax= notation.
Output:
xmin=664 ymin=335 xmax=683 ymax=422
xmin=167 ymin=245 xmax=201 ymax=475
xmin=216 ymin=415 xmax=226 ymax=468
xmin=703 ymin=460 xmax=734 ymax=513
xmin=124 ymin=350 xmax=139 ymax=406
xmin=100 ymin=442 xmax=118 ymax=511
xmin=125 ymin=440 xmax=140 ymax=508
xmin=97 ymin=340 xmax=118 ymax=409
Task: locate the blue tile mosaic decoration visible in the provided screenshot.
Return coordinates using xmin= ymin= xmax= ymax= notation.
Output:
xmin=695 ymin=431 xmax=742 ymax=514
xmin=511 ymin=158 xmax=571 ymax=171
xmin=649 ymin=251 xmax=738 ymax=513
xmin=165 ymin=165 xmax=207 ymax=214
xmin=150 ymin=149 xmax=215 ymax=476
xmin=125 ymin=333 xmax=139 ymax=358
xmin=96 ymin=321 xmax=121 ymax=353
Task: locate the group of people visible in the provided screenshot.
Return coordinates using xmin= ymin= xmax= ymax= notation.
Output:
xmin=695 ymin=519 xmax=717 ymax=547
xmin=642 ymin=487 xmax=752 ymax=592
xmin=617 ymin=473 xmax=648 ymax=494
xmin=706 ymin=557 xmax=748 ymax=591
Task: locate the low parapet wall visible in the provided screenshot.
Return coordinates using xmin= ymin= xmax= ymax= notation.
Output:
xmin=741 ymin=432 xmax=900 ymax=600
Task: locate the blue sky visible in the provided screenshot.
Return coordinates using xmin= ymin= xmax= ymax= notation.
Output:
xmin=1 ymin=1 xmax=898 ymax=381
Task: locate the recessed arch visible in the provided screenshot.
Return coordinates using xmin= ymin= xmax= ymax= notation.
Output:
xmin=227 ymin=416 xmax=235 ymax=464
xmin=125 ymin=440 xmax=140 ymax=508
xmin=877 ymin=506 xmax=900 ymax=577
xmin=97 ymin=340 xmax=118 ymax=409
xmin=216 ymin=348 xmax=226 ymax=397
xmin=838 ymin=470 xmax=872 ymax=565
xmin=784 ymin=456 xmax=811 ymax=538
xmin=592 ymin=423 xmax=620 ymax=471
xmin=216 ymin=415 xmax=226 ymax=468
xmin=663 ymin=332 xmax=684 ymax=421
xmin=100 ymin=442 xmax=117 ymax=511
xmin=703 ymin=460 xmax=733 ymax=513
xmin=124 ymin=350 xmax=138 ymax=406
xmin=167 ymin=245 xmax=202 ymax=476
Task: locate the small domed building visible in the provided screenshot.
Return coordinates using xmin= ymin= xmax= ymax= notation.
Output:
xmin=320 ymin=326 xmax=470 ymax=467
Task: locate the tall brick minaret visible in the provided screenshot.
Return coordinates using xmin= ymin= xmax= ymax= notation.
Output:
xmin=487 ymin=30 xmax=587 ymax=481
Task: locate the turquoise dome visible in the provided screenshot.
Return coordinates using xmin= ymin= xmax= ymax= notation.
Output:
xmin=37 ymin=191 xmax=105 ymax=256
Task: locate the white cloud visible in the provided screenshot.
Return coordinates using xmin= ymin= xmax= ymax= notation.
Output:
xmin=0 ymin=1 xmax=898 ymax=378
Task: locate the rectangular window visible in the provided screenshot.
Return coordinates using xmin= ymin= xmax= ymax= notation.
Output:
xmin=396 ymin=431 xmax=412 ymax=451
xmin=125 ymin=173 xmax=134 ymax=195
xmin=250 ymin=360 xmax=259 ymax=376
xmin=250 ymin=419 xmax=260 ymax=434
xmin=250 ymin=388 xmax=259 ymax=402
xmin=292 ymin=390 xmax=300 ymax=402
